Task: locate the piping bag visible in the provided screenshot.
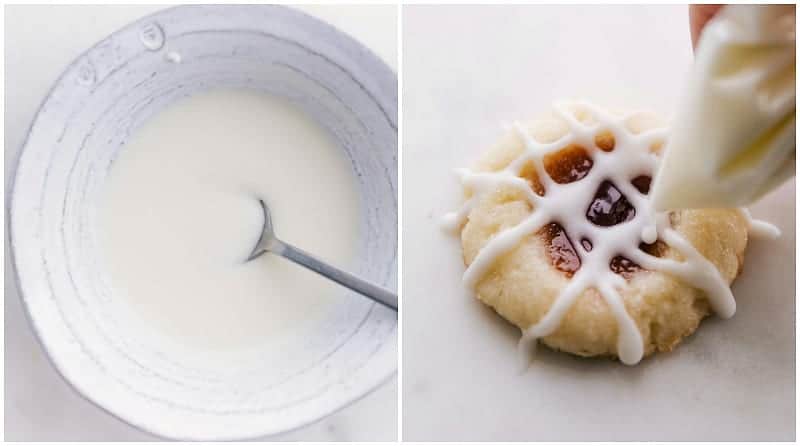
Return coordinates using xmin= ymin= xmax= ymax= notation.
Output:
xmin=650 ymin=5 xmax=796 ymax=210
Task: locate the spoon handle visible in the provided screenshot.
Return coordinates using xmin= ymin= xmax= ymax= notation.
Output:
xmin=273 ymin=240 xmax=398 ymax=311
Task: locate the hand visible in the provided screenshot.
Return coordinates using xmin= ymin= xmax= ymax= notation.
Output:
xmin=689 ymin=5 xmax=723 ymax=48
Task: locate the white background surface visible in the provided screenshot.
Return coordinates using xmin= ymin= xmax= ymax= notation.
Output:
xmin=4 ymin=4 xmax=397 ymax=441
xmin=402 ymin=5 xmax=795 ymax=441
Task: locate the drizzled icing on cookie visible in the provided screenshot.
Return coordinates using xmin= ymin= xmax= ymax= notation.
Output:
xmin=444 ymin=102 xmax=780 ymax=366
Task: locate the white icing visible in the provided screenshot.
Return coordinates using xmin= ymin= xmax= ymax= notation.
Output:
xmin=98 ymin=89 xmax=361 ymax=351
xmin=165 ymin=51 xmax=182 ymax=64
xmin=740 ymin=208 xmax=782 ymax=239
xmin=445 ymin=102 xmax=779 ymax=366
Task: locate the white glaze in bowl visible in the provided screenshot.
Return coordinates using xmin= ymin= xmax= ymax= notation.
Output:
xmin=9 ymin=5 xmax=397 ymax=440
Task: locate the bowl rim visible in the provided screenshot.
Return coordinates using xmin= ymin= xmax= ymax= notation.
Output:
xmin=7 ymin=4 xmax=397 ymax=441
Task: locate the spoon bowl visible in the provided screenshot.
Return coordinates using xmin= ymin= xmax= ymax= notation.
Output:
xmin=247 ymin=199 xmax=277 ymax=261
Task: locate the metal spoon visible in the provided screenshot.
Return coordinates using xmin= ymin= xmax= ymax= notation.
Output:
xmin=247 ymin=200 xmax=398 ymax=311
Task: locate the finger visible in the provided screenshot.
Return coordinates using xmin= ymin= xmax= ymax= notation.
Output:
xmin=689 ymin=4 xmax=723 ymax=49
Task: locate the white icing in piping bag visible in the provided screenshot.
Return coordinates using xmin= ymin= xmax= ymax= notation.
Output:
xmin=650 ymin=5 xmax=795 ymax=210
